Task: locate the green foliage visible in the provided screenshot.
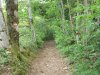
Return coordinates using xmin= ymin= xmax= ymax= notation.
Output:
xmin=16 ymin=0 xmax=100 ymax=74
xmin=12 ymin=53 xmax=29 ymax=75
xmin=52 ymin=0 xmax=100 ymax=75
xmin=11 ymin=0 xmax=50 ymax=75
xmin=0 ymin=48 xmax=11 ymax=75
xmin=54 ymin=24 xmax=100 ymax=75
xmin=0 ymin=48 xmax=10 ymax=65
xmin=1 ymin=0 xmax=100 ymax=75
xmin=33 ymin=16 xmax=46 ymax=47
xmin=19 ymin=27 xmax=33 ymax=49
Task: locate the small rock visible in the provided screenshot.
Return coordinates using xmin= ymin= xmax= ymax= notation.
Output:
xmin=63 ymin=67 xmax=68 ymax=70
xmin=40 ymin=70 xmax=44 ymax=73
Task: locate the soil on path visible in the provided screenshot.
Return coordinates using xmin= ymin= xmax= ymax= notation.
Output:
xmin=28 ymin=41 xmax=69 ymax=75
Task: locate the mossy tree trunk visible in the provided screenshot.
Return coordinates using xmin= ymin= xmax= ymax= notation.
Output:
xmin=6 ymin=0 xmax=19 ymax=57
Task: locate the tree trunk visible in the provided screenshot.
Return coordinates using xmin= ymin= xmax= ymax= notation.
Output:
xmin=76 ymin=0 xmax=80 ymax=44
xmin=0 ymin=0 xmax=9 ymax=48
xmin=27 ymin=0 xmax=33 ymax=28
xmin=60 ymin=0 xmax=66 ymax=34
xmin=97 ymin=18 xmax=100 ymax=26
xmin=27 ymin=0 xmax=36 ymax=42
xmin=84 ymin=0 xmax=88 ymax=6
xmin=67 ymin=0 xmax=73 ymax=31
xmin=84 ymin=0 xmax=88 ymax=46
xmin=6 ymin=0 xmax=19 ymax=55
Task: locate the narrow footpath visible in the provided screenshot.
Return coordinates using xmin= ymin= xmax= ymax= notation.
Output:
xmin=28 ymin=41 xmax=69 ymax=75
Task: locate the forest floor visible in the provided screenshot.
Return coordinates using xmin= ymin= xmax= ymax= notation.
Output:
xmin=28 ymin=41 xmax=69 ymax=75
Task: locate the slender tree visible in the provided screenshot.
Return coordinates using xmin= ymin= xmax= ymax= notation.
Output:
xmin=60 ymin=0 xmax=66 ymax=34
xmin=67 ymin=0 xmax=73 ymax=31
xmin=76 ymin=0 xmax=80 ymax=44
xmin=83 ymin=0 xmax=88 ymax=46
xmin=0 ymin=0 xmax=9 ymax=48
xmin=27 ymin=0 xmax=32 ymax=28
xmin=27 ymin=0 xmax=36 ymax=42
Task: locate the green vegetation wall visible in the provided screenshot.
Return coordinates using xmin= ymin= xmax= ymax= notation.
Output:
xmin=51 ymin=0 xmax=100 ymax=75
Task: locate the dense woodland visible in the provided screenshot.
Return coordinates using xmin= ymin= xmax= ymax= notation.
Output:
xmin=0 ymin=0 xmax=100 ymax=75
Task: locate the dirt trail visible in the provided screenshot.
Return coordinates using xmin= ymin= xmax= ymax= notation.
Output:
xmin=28 ymin=41 xmax=69 ymax=75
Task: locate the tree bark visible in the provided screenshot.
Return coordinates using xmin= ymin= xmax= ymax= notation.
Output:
xmin=27 ymin=0 xmax=33 ymax=28
xmin=60 ymin=0 xmax=66 ymax=34
xmin=0 ymin=0 xmax=9 ymax=48
xmin=83 ymin=0 xmax=88 ymax=46
xmin=27 ymin=0 xmax=36 ymax=42
xmin=76 ymin=0 xmax=80 ymax=44
xmin=6 ymin=0 xmax=19 ymax=54
xmin=67 ymin=0 xmax=73 ymax=31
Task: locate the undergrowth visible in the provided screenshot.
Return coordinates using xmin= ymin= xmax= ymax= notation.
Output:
xmin=53 ymin=19 xmax=100 ymax=75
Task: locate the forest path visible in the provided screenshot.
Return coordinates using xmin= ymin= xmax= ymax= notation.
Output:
xmin=28 ymin=41 xmax=69 ymax=75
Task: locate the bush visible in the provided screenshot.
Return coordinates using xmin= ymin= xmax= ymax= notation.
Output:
xmin=0 ymin=48 xmax=10 ymax=65
xmin=53 ymin=18 xmax=100 ymax=75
